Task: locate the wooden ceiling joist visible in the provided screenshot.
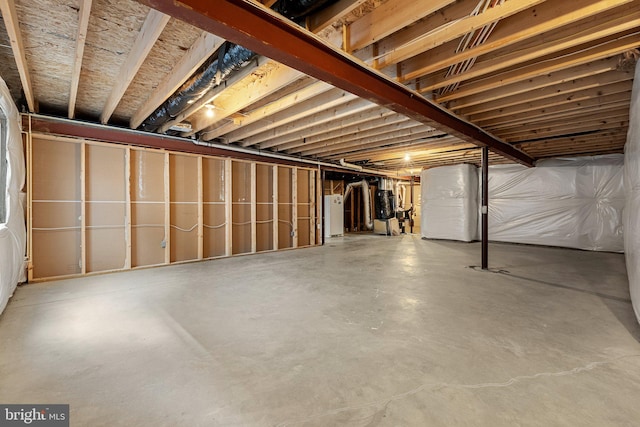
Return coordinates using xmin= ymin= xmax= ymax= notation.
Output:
xmin=265 ymin=107 xmax=396 ymax=151
xmin=100 ymin=9 xmax=170 ymax=124
xmin=201 ymin=80 xmax=333 ymax=141
xmin=278 ymin=111 xmax=403 ymax=152
xmin=222 ymin=87 xmax=358 ymax=144
xmin=68 ymin=0 xmax=92 ymax=119
xmin=377 ymin=0 xmax=547 ymax=69
xmin=135 ymin=0 xmax=533 ymax=166
xmin=399 ymin=0 xmax=638 ymax=83
xmin=129 ymin=31 xmax=225 ymax=129
xmin=447 ymin=57 xmax=625 ymax=111
xmin=347 ymin=0 xmax=457 ymax=52
xmin=459 ymin=74 xmax=634 ymax=118
xmin=427 ymin=30 xmax=640 ymax=99
xmin=468 ymin=81 xmax=633 ymax=122
xmin=0 ymin=0 xmax=35 ymax=112
xmin=251 ymin=99 xmax=379 ymax=149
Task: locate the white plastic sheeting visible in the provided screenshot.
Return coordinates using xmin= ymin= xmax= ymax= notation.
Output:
xmin=624 ymin=61 xmax=640 ymax=325
xmin=0 ymin=78 xmax=26 ymax=315
xmin=487 ymin=155 xmax=625 ymax=252
xmin=421 ymin=164 xmax=478 ymax=242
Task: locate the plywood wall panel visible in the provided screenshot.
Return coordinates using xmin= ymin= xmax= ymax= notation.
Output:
xmin=203 ymin=204 xmax=226 ymax=258
xmin=232 ymin=161 xmax=252 ymax=255
xmin=31 ymin=137 xmax=81 ymax=279
xmin=170 ymin=154 xmax=198 ymax=262
xmin=278 ymin=166 xmax=294 ymax=249
xmin=86 ymin=145 xmax=127 ymax=273
xmin=256 ymin=164 xmax=274 ymax=252
xmin=131 ymin=150 xmax=166 ymax=267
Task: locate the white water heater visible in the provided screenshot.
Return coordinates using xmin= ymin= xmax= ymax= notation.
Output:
xmin=324 ymin=195 xmax=344 ymax=238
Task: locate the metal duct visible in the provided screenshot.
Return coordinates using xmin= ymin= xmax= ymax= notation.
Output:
xmin=343 ymin=180 xmax=373 ymax=230
xmin=140 ymin=0 xmax=338 ymax=133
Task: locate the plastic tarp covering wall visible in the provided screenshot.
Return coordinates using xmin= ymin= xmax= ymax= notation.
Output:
xmin=0 ymin=78 xmax=26 ymax=315
xmin=624 ymin=61 xmax=640 ymax=324
xmin=421 ymin=164 xmax=478 ymax=242
xmin=487 ymin=155 xmax=624 ymax=252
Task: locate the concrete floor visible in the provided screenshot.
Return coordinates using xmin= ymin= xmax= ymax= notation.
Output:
xmin=1 ymin=234 xmax=640 ymax=426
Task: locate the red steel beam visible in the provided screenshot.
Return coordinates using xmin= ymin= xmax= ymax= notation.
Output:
xmin=135 ymin=0 xmax=534 ymax=167
xmin=26 ymin=115 xmax=312 ymax=168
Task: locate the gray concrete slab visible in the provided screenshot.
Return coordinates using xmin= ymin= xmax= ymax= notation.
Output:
xmin=1 ymin=234 xmax=639 ymax=426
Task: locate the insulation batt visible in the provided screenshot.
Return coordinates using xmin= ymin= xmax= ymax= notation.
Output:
xmin=0 ymin=77 xmax=26 ymax=315
xmin=624 ymin=61 xmax=640 ymax=325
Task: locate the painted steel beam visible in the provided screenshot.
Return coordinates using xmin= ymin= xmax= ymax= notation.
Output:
xmin=135 ymin=0 xmax=534 ymax=167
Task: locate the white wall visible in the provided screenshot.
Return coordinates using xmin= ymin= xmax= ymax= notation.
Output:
xmin=624 ymin=62 xmax=640 ymax=325
xmin=0 ymin=78 xmax=26 ymax=315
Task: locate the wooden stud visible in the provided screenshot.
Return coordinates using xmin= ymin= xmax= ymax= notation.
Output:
xmin=310 ymin=170 xmax=316 ymax=246
xmin=26 ymin=117 xmax=33 ymax=282
xmin=224 ymin=158 xmax=232 ymax=256
xmin=124 ymin=147 xmax=132 ymax=269
xmin=164 ymin=152 xmax=171 ymax=264
xmin=292 ymin=167 xmax=298 ymax=248
xmin=272 ymin=165 xmax=279 ymax=251
xmin=251 ymin=162 xmax=257 ymax=253
xmin=80 ymin=142 xmax=86 ymax=274
xmin=316 ymin=168 xmax=322 ymax=245
xmin=197 ymin=156 xmax=204 ymax=260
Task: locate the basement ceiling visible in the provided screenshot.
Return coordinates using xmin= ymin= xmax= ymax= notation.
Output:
xmin=0 ymin=0 xmax=637 ymax=173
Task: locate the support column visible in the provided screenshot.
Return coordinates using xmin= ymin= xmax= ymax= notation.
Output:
xmin=481 ymin=146 xmax=489 ymax=270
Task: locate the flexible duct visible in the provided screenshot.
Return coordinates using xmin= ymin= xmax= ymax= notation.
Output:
xmin=141 ymin=0 xmax=338 ymax=133
xmin=142 ymin=43 xmax=257 ymax=132
xmin=343 ymin=180 xmax=373 ymax=230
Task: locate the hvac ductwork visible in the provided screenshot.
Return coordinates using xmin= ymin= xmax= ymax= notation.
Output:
xmin=140 ymin=0 xmax=338 ymax=133
xmin=344 ymin=180 xmax=373 ymax=230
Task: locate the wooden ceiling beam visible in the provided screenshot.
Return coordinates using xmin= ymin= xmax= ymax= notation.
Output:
xmin=288 ymin=119 xmax=417 ymax=155
xmin=222 ymin=87 xmax=357 ymax=144
xmin=468 ymin=80 xmax=633 ymax=121
xmin=0 ymin=0 xmax=35 ymax=112
xmin=265 ymin=107 xmax=395 ymax=150
xmin=68 ymin=0 xmax=92 ymax=119
xmin=496 ymin=107 xmax=629 ymax=135
xmin=374 ymin=0 xmax=478 ymax=65
xmin=336 ymin=138 xmax=466 ymax=161
xmin=378 ymin=0 xmax=546 ymax=69
xmin=503 ymin=119 xmax=629 ymax=143
xmin=425 ymin=30 xmax=640 ymax=99
xmin=348 ymin=0 xmax=457 ymax=52
xmin=302 ymin=127 xmax=440 ymax=157
xmin=478 ymin=94 xmax=631 ymax=128
xmin=129 ymin=31 xmax=225 ymax=129
xmin=251 ymin=99 xmax=378 ymax=149
xmin=201 ymin=81 xmax=333 ymax=140
xmin=397 ymin=0 xmax=636 ymax=81
xmin=277 ymin=111 xmax=402 ymax=152
xmin=100 ymin=9 xmax=170 ymax=124
xmin=136 ymin=0 xmax=533 ymax=165
xmin=447 ymin=57 xmax=624 ymax=111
